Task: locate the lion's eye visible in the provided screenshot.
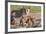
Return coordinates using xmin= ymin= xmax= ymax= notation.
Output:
xmin=27 ymin=10 xmax=28 ymax=11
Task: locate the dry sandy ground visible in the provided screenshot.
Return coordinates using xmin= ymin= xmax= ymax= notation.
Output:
xmin=11 ymin=13 xmax=41 ymax=29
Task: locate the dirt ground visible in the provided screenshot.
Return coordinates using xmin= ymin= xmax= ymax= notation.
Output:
xmin=11 ymin=13 xmax=41 ymax=29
